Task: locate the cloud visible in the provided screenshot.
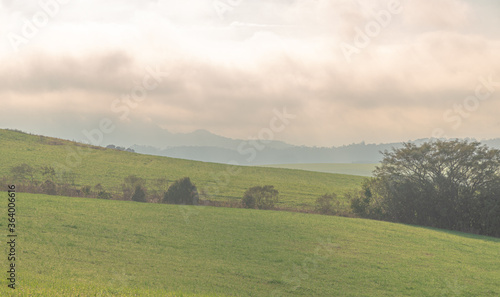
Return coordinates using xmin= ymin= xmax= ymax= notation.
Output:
xmin=402 ymin=0 xmax=470 ymax=30
xmin=1 ymin=0 xmax=499 ymax=146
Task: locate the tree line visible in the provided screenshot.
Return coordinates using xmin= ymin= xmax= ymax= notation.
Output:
xmin=2 ymin=162 xmax=340 ymax=214
xmin=1 ymin=163 xmax=196 ymax=204
xmin=348 ymin=140 xmax=500 ymax=237
xmin=1 ymin=163 xmax=285 ymax=209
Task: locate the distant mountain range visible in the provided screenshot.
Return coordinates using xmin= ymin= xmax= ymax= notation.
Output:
xmin=128 ymin=128 xmax=500 ymax=165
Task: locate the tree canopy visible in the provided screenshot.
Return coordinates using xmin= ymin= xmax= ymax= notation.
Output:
xmin=163 ymin=177 xmax=199 ymax=205
xmin=351 ymin=140 xmax=500 ymax=237
xmin=242 ymin=185 xmax=279 ymax=210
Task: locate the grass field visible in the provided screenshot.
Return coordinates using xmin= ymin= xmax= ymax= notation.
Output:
xmin=261 ymin=163 xmax=379 ymax=177
xmin=0 ymin=192 xmax=499 ymax=296
xmin=0 ymin=129 xmax=365 ymax=209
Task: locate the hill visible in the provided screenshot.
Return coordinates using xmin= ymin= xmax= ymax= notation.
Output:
xmin=261 ymin=163 xmax=379 ymax=177
xmin=1 ymin=192 xmax=498 ymax=296
xmin=0 ymin=129 xmax=364 ymax=210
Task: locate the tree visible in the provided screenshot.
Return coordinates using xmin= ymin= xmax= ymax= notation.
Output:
xmin=359 ymin=140 xmax=500 ymax=236
xmin=132 ymin=185 xmax=147 ymax=203
xmin=41 ymin=180 xmax=57 ymax=195
xmin=242 ymin=185 xmax=279 ymax=210
xmin=348 ymin=178 xmax=387 ymax=219
xmin=163 ymin=177 xmax=198 ymax=205
xmin=10 ymin=163 xmax=35 ymax=183
xmin=122 ymin=175 xmax=146 ymax=201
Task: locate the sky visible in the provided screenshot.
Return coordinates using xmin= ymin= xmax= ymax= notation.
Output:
xmin=1 ymin=0 xmax=500 ymax=147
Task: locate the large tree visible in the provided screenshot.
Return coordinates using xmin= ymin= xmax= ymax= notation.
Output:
xmin=352 ymin=140 xmax=500 ymax=236
xmin=163 ymin=177 xmax=198 ymax=205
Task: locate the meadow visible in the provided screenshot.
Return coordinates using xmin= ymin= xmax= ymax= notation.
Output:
xmin=0 ymin=192 xmax=498 ymax=296
xmin=261 ymin=163 xmax=379 ymax=177
xmin=0 ymin=129 xmax=365 ymax=209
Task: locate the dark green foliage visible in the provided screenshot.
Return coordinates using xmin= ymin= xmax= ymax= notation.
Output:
xmin=242 ymin=185 xmax=279 ymax=210
xmin=352 ymin=140 xmax=500 ymax=237
xmin=348 ymin=178 xmax=386 ymax=219
xmin=81 ymin=185 xmax=92 ymax=196
xmin=132 ymin=185 xmax=147 ymax=203
xmin=122 ymin=175 xmax=146 ymax=201
xmin=94 ymin=183 xmax=112 ymax=199
xmin=97 ymin=190 xmax=112 ymax=200
xmin=162 ymin=177 xmax=198 ymax=205
xmin=41 ymin=179 xmax=57 ymax=195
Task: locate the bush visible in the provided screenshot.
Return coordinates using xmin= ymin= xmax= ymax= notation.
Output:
xmin=81 ymin=185 xmax=92 ymax=197
xmin=242 ymin=185 xmax=279 ymax=210
xmin=132 ymin=185 xmax=147 ymax=203
xmin=348 ymin=178 xmax=386 ymax=219
xmin=163 ymin=177 xmax=198 ymax=205
xmin=315 ymin=193 xmax=338 ymax=215
xmin=97 ymin=190 xmax=112 ymax=200
xmin=122 ymin=175 xmax=146 ymax=201
xmin=41 ymin=180 xmax=57 ymax=195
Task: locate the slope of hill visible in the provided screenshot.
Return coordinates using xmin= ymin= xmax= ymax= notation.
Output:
xmin=0 ymin=129 xmax=365 ymax=209
xmin=1 ymin=193 xmax=498 ymax=296
xmin=261 ymin=163 xmax=379 ymax=177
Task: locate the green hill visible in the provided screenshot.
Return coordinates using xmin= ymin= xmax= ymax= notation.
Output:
xmin=261 ymin=163 xmax=379 ymax=177
xmin=0 ymin=129 xmax=365 ymax=210
xmin=0 ymin=193 xmax=498 ymax=296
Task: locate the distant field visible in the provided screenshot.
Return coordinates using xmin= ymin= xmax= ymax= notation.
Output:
xmin=261 ymin=163 xmax=379 ymax=177
xmin=0 ymin=192 xmax=498 ymax=296
xmin=0 ymin=129 xmax=365 ymax=210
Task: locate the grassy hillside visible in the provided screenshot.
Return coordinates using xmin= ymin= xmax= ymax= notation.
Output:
xmin=0 ymin=192 xmax=498 ymax=296
xmin=0 ymin=129 xmax=365 ymax=209
xmin=261 ymin=163 xmax=379 ymax=177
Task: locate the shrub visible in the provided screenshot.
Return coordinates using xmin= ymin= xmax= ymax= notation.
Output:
xmin=132 ymin=185 xmax=147 ymax=203
xmin=122 ymin=175 xmax=146 ymax=201
xmin=315 ymin=193 xmax=338 ymax=215
xmin=348 ymin=178 xmax=386 ymax=220
xmin=242 ymin=185 xmax=279 ymax=210
xmin=163 ymin=177 xmax=198 ymax=205
xmin=97 ymin=190 xmax=112 ymax=200
xmin=41 ymin=180 xmax=57 ymax=195
xmin=81 ymin=185 xmax=92 ymax=197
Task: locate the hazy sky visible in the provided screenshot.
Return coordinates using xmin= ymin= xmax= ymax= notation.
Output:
xmin=1 ymin=0 xmax=499 ymax=147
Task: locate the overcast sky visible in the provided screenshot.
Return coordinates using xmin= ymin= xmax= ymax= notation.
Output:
xmin=1 ymin=0 xmax=499 ymax=147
